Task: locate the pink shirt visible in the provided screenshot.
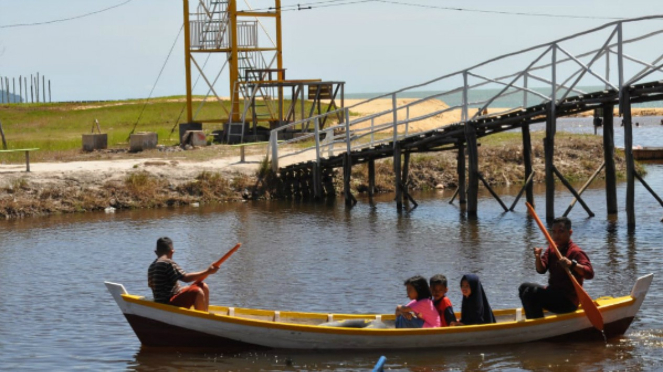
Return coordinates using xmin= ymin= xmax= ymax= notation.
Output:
xmin=406 ymin=299 xmax=442 ymax=328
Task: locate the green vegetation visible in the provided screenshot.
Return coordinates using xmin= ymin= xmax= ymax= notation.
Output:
xmin=0 ymin=96 xmax=340 ymax=163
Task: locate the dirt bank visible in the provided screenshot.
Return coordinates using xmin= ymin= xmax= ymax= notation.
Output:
xmin=0 ymin=132 xmax=641 ymax=219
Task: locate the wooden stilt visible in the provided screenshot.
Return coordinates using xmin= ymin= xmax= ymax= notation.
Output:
xmin=521 ymin=122 xmax=534 ymax=206
xmin=457 ymin=142 xmax=466 ymax=204
xmin=465 ymin=123 xmax=479 ymax=216
xmin=563 ymin=162 xmax=605 ymax=217
xmin=510 ymin=171 xmax=536 ymax=211
xmin=402 ymin=152 xmax=410 ymax=190
xmin=552 ymin=166 xmax=594 ymax=217
xmin=477 ymin=172 xmax=508 ymax=211
xmin=343 ymin=153 xmax=354 ymax=206
xmin=394 ymin=144 xmax=403 ymax=211
xmin=621 ymin=89 xmax=636 ymax=231
xmin=544 ymin=102 xmax=556 ymax=220
xmin=602 ymin=104 xmax=618 ymax=214
xmin=312 ymin=162 xmax=323 ymax=200
xmin=368 ymin=159 xmax=376 ymax=197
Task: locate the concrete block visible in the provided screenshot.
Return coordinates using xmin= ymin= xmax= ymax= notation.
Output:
xmin=82 ymin=134 xmax=108 ymax=152
xmin=129 ymin=132 xmax=158 ymax=152
xmin=179 ymin=122 xmax=202 ymax=144
xmin=182 ymin=130 xmax=208 ymax=147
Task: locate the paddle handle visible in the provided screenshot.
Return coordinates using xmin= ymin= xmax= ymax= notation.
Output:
xmin=525 ymin=202 xmax=604 ymax=331
xmin=195 ymin=243 xmax=242 ymax=284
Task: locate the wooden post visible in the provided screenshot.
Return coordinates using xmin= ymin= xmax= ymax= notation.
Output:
xmin=312 ymin=162 xmax=323 ymax=199
xmin=19 ymin=76 xmax=22 ymax=104
xmin=457 ymin=142 xmax=466 ymax=204
xmin=49 ymin=80 xmax=52 ymax=102
xmin=544 ymin=101 xmax=556 ymax=220
xmin=602 ymin=104 xmax=618 ymax=214
xmin=0 ymin=119 xmax=8 ymax=149
xmin=368 ymin=159 xmax=375 ymax=197
xmin=402 ymin=151 xmax=410 ymax=190
xmin=25 ymin=150 xmax=31 ymax=172
xmin=622 ymin=89 xmax=636 ymax=231
xmin=394 ymin=143 xmax=403 ymax=211
xmin=522 ymin=122 xmax=534 ymax=206
xmin=465 ymin=122 xmax=479 ymax=216
xmin=343 ymin=153 xmax=354 ymax=206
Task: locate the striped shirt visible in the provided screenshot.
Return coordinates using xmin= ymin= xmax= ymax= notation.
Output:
xmin=148 ymin=258 xmax=187 ymax=303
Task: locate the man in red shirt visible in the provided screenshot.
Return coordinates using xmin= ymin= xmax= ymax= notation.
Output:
xmin=519 ymin=217 xmax=594 ymax=319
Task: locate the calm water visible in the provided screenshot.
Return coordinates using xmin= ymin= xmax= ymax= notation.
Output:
xmin=1 ymin=119 xmax=662 ymax=371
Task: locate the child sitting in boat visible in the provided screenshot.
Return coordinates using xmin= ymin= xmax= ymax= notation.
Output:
xmin=395 ymin=275 xmax=441 ymax=328
xmin=147 ymin=237 xmax=220 ymax=312
xmin=451 ymin=274 xmax=496 ymax=326
xmin=429 ymin=274 xmax=457 ymax=327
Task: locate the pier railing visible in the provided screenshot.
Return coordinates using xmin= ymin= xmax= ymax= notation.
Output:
xmin=269 ymin=16 xmax=663 ymax=172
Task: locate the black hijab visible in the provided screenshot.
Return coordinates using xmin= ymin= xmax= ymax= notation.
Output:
xmin=460 ymin=274 xmax=496 ymax=325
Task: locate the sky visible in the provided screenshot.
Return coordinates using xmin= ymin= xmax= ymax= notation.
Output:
xmin=0 ymin=0 xmax=661 ymax=102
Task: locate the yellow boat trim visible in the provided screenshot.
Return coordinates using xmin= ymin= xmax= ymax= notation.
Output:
xmin=121 ymin=294 xmax=636 ymax=336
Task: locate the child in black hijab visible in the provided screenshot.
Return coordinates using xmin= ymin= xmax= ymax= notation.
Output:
xmin=452 ymin=274 xmax=496 ymax=326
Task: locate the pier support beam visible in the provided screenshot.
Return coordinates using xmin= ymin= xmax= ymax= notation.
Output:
xmin=343 ymin=153 xmax=356 ymax=206
xmin=394 ymin=144 xmax=403 ymax=211
xmin=544 ymin=102 xmax=557 ymax=220
xmin=368 ymin=159 xmax=376 ymax=197
xmin=457 ymin=142 xmax=466 ymax=204
xmin=621 ymin=89 xmax=636 ymax=231
xmin=465 ymin=122 xmax=479 ymax=216
xmin=521 ymin=122 xmax=534 ymax=206
xmin=603 ymin=103 xmax=618 ymax=215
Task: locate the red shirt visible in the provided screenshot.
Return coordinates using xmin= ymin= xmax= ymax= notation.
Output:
xmin=540 ymin=239 xmax=594 ymax=305
xmin=433 ymin=296 xmax=456 ymax=327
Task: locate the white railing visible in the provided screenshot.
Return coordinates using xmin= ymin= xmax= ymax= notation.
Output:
xmin=269 ymin=16 xmax=663 ymax=172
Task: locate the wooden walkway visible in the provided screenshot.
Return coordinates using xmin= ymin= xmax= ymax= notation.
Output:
xmin=269 ymin=16 xmax=663 ymax=231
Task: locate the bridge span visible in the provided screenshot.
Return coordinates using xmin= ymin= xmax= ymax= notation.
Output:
xmin=267 ymin=16 xmax=663 ymax=231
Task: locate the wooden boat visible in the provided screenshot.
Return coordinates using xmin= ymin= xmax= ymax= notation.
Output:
xmin=105 ymin=273 xmax=653 ymax=350
xmin=632 ymin=147 xmax=663 ymax=160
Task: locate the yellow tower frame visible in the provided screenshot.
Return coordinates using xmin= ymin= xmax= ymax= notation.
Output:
xmin=182 ymin=0 xmax=283 ymax=124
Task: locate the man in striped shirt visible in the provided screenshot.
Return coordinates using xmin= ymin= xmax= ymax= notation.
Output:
xmin=147 ymin=237 xmax=219 ymax=311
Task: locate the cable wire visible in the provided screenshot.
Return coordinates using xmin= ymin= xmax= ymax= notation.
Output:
xmin=375 ymin=0 xmax=624 ymax=20
xmin=0 ymin=0 xmax=135 ymax=29
xmin=128 ymin=24 xmax=184 ymax=138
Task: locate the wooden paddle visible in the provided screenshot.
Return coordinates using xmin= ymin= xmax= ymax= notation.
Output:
xmin=195 ymin=243 xmax=242 ymax=284
xmin=525 ymin=202 xmax=604 ymax=331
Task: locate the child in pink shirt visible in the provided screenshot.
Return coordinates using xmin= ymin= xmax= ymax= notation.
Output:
xmin=395 ymin=275 xmax=441 ymax=328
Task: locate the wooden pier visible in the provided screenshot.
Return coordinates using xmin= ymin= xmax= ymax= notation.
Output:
xmin=268 ymin=16 xmax=663 ymax=232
